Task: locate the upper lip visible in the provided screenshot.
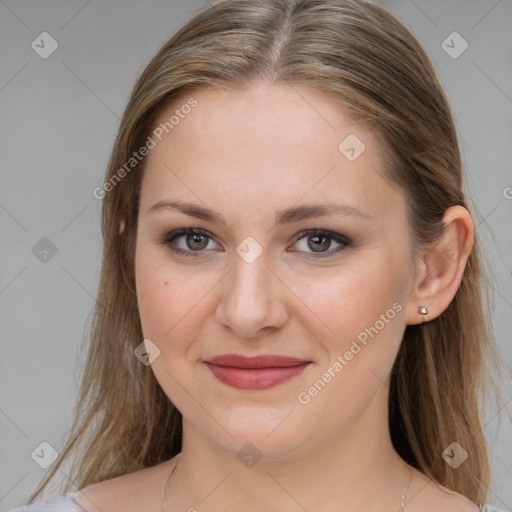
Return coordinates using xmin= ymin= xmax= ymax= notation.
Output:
xmin=204 ymin=354 xmax=311 ymax=368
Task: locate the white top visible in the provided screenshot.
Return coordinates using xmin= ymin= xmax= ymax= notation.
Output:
xmin=7 ymin=494 xmax=509 ymax=511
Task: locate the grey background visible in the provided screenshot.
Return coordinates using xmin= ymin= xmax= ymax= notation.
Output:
xmin=0 ymin=0 xmax=511 ymax=510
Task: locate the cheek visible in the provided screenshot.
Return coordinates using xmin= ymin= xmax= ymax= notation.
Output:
xmin=296 ymin=253 xmax=407 ymax=363
xmin=135 ymin=247 xmax=171 ymax=339
xmin=291 ymin=263 xmax=406 ymax=421
xmin=135 ymin=246 xmax=219 ymax=354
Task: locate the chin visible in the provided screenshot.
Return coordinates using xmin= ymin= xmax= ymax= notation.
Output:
xmin=197 ymin=404 xmax=316 ymax=462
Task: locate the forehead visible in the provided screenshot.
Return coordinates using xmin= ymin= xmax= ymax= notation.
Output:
xmin=150 ymin=83 xmax=370 ymax=162
xmin=140 ymin=84 xmax=405 ymax=226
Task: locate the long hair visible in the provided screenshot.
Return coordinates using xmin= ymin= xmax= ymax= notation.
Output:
xmin=30 ymin=0 xmax=503 ymax=505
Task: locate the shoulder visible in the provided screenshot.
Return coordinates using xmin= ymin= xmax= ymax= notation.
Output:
xmin=427 ymin=482 xmax=482 ymax=512
xmin=422 ymin=481 xmax=507 ymax=512
xmin=406 ymin=469 xmax=481 ymax=512
xmin=10 ymin=458 xmax=176 ymax=512
xmin=8 ymin=494 xmax=85 ymax=511
xmin=72 ymin=458 xmax=176 ymax=512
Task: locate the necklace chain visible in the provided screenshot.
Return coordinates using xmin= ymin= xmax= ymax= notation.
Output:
xmin=162 ymin=453 xmax=412 ymax=512
xmin=161 ymin=453 xmax=181 ymax=511
xmin=400 ymin=467 xmax=413 ymax=511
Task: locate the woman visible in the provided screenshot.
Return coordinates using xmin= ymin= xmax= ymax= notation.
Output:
xmin=12 ymin=0 xmax=507 ymax=511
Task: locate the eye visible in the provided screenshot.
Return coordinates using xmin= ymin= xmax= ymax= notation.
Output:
xmin=160 ymin=227 xmax=353 ymax=259
xmin=161 ymin=228 xmax=220 ymax=257
xmin=289 ymin=228 xmax=352 ymax=258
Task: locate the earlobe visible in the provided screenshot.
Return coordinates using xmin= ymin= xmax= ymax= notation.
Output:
xmin=418 ymin=305 xmax=428 ymax=316
xmin=405 ymin=205 xmax=474 ymax=325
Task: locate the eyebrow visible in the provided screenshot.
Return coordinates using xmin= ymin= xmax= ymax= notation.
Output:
xmin=146 ymin=199 xmax=372 ymax=225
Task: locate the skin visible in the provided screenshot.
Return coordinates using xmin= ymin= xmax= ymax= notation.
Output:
xmin=76 ymin=83 xmax=478 ymax=512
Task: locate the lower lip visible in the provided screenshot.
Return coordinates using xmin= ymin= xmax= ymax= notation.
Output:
xmin=204 ymin=362 xmax=310 ymax=390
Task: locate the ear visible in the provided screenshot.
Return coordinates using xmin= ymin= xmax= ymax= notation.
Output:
xmin=405 ymin=205 xmax=474 ymax=325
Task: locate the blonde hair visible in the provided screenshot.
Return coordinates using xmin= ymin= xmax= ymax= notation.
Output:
xmin=30 ymin=0 xmax=503 ymax=505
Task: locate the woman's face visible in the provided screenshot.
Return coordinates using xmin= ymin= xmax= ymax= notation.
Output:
xmin=135 ymin=83 xmax=417 ymax=459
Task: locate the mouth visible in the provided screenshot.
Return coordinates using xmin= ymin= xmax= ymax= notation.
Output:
xmin=203 ymin=354 xmax=312 ymax=390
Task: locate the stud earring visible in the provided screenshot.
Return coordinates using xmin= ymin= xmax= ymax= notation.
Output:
xmin=418 ymin=305 xmax=428 ymax=315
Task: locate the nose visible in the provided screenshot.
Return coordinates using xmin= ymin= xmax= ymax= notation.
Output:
xmin=215 ymin=247 xmax=289 ymax=339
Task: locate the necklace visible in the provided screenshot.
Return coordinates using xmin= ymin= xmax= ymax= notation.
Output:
xmin=161 ymin=453 xmax=181 ymax=511
xmin=161 ymin=454 xmax=413 ymax=511
xmin=400 ymin=467 xmax=413 ymax=511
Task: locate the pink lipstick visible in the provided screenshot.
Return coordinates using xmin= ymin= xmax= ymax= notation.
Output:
xmin=204 ymin=354 xmax=311 ymax=390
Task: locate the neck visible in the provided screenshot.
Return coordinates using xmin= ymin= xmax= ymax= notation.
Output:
xmin=167 ymin=407 xmax=412 ymax=511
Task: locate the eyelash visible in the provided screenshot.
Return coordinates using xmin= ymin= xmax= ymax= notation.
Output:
xmin=159 ymin=227 xmax=353 ymax=259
